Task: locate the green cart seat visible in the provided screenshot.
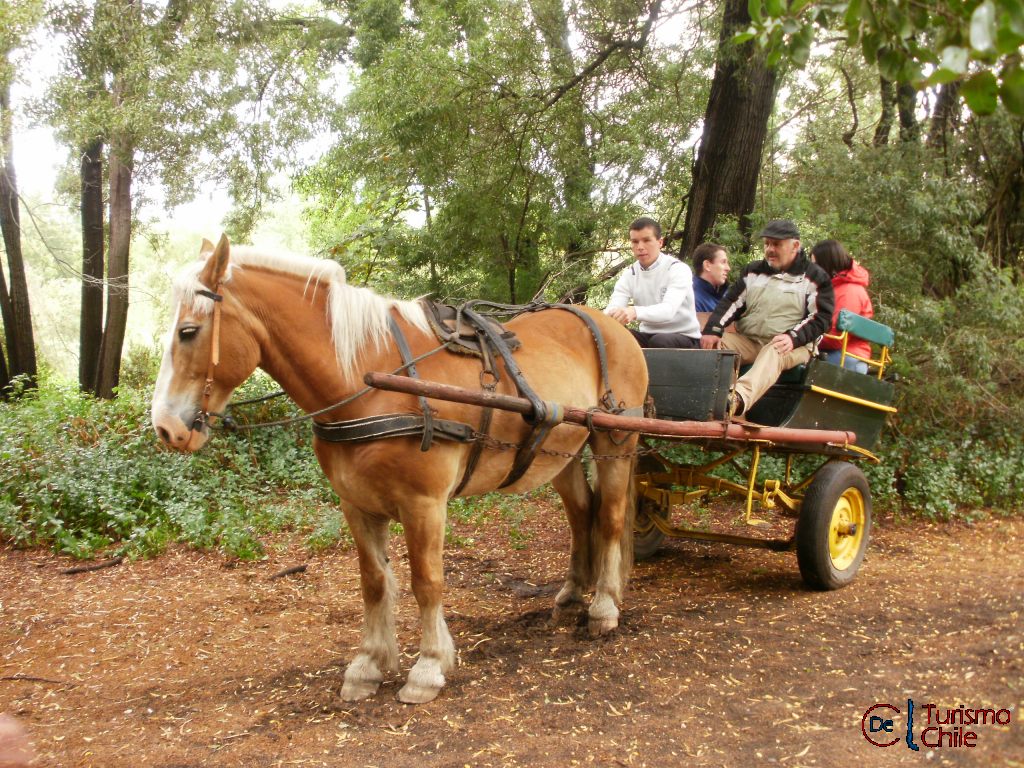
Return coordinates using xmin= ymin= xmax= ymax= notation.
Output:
xmin=836 ymin=309 xmax=894 ymax=348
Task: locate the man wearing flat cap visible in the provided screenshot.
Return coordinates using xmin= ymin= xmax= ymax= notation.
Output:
xmin=701 ymin=219 xmax=834 ymax=417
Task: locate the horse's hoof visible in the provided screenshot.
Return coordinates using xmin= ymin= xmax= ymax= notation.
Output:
xmin=341 ymin=655 xmax=384 ymax=701
xmin=397 ymin=681 xmax=442 ymax=704
xmin=554 ymin=583 xmax=584 ymax=608
xmin=588 ymin=616 xmax=619 ymax=637
xmin=340 ymin=678 xmax=381 ymax=701
xmin=398 ymin=660 xmax=446 ymax=704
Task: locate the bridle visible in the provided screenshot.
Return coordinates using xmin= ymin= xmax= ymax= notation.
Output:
xmin=190 ymin=283 xmax=224 ymax=433
xmin=178 ymin=279 xmax=456 ymax=436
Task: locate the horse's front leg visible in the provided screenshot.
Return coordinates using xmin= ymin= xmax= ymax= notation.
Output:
xmin=340 ymin=508 xmax=399 ymax=701
xmin=397 ymin=498 xmax=455 ymax=704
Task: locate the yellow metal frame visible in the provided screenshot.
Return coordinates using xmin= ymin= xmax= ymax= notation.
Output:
xmin=634 ymin=450 xmax=794 ymax=552
xmin=635 ymin=446 xmax=855 ymax=551
xmin=822 ymin=330 xmax=892 ymax=380
xmin=808 ymin=385 xmax=898 ymax=413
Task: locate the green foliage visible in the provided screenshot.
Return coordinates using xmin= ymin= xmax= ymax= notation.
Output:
xmin=0 ymin=0 xmax=44 ymax=84
xmin=767 ymin=124 xmax=1024 ymax=519
xmin=885 ymin=432 xmax=1024 ymax=519
xmin=0 ymin=374 xmax=339 ymax=559
xmin=744 ymin=1 xmax=1024 ymax=114
xmin=41 ymin=1 xmax=337 ymax=239
xmin=298 ymin=0 xmax=717 ymax=302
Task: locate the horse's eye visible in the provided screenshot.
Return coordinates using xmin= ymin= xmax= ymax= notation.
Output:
xmin=177 ymin=325 xmax=200 ymax=342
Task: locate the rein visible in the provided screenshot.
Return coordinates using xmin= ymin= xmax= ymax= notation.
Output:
xmin=188 ymin=281 xmax=448 ymax=433
xmin=214 ymin=343 xmax=447 ymax=433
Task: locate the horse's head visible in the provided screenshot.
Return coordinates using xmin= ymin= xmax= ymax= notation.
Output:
xmin=151 ymin=235 xmax=261 ymax=451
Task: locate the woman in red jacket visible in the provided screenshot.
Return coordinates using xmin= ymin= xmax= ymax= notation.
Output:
xmin=811 ymin=240 xmax=872 ymax=374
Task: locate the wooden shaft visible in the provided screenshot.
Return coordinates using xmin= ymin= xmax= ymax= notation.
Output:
xmin=363 ymin=372 xmax=858 ymax=446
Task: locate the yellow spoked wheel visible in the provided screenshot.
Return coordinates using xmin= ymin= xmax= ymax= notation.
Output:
xmin=796 ymin=461 xmax=872 ymax=590
xmin=828 ymin=487 xmax=867 ymax=571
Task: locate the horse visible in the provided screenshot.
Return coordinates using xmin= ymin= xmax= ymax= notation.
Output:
xmin=151 ymin=235 xmax=648 ymax=704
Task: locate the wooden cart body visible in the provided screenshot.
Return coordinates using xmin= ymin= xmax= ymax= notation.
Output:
xmin=636 ymin=338 xmax=896 ymax=589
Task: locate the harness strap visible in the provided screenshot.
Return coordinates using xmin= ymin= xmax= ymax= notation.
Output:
xmin=313 ymin=414 xmax=475 ymax=443
xmin=458 ymin=303 xmax=553 ymax=488
xmin=193 ymin=285 xmax=224 ymax=432
xmin=454 ymin=300 xmax=626 ymax=488
xmin=500 ymin=400 xmax=566 ymax=488
xmin=387 ymin=315 xmax=435 ymax=451
xmin=452 ymin=331 xmax=498 ymax=497
xmin=461 ymin=300 xmax=619 ymax=411
xmin=543 ymin=304 xmax=615 ymax=410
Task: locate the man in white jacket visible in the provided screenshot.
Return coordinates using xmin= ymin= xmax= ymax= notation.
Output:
xmin=604 ymin=217 xmax=702 ymax=348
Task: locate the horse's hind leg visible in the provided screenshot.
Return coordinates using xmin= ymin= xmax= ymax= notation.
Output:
xmin=397 ymin=497 xmax=455 ymax=704
xmin=341 ymin=509 xmax=399 ymax=701
xmin=586 ymin=436 xmax=638 ymax=637
xmin=550 ymin=455 xmax=594 ymax=620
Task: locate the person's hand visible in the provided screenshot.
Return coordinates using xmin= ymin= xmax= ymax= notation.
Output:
xmin=770 ymin=333 xmax=794 ymax=355
xmin=700 ymin=334 xmax=721 ymax=350
xmin=607 ymin=306 xmax=637 ymax=325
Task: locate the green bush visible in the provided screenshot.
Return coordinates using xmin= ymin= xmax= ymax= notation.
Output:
xmin=0 ymin=374 xmax=340 ymax=560
xmin=769 ymin=136 xmax=1024 ymax=522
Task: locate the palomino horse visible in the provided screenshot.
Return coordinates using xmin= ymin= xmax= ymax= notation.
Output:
xmin=151 ymin=236 xmax=647 ymax=704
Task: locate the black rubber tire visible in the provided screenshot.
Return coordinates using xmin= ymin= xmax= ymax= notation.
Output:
xmin=634 ymin=456 xmax=668 ymax=561
xmin=796 ymin=461 xmax=872 ymax=590
xmin=634 ymin=496 xmax=668 ymax=561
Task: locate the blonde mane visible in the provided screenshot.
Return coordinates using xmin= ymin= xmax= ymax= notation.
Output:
xmin=173 ymin=245 xmax=430 ymax=380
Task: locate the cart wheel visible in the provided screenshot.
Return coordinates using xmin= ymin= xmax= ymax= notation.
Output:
xmin=634 ymin=456 xmax=668 ymax=561
xmin=796 ymin=461 xmax=871 ymax=590
xmin=635 ymin=496 xmax=668 ymax=561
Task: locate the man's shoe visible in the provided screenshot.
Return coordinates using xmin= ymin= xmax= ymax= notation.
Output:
xmin=728 ymin=392 xmax=744 ymax=418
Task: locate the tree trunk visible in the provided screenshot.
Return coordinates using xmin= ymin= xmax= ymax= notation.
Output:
xmin=530 ymin=0 xmax=596 ymax=303
xmin=0 ymin=335 xmax=8 ymax=397
xmin=897 ymin=81 xmax=919 ymax=143
xmin=0 ymin=265 xmax=12 ymax=395
xmin=873 ymin=76 xmax=895 ymax=147
xmin=928 ymin=82 xmax=960 ymax=152
xmin=680 ymin=0 xmax=778 ymax=257
xmin=79 ymin=138 xmax=105 ymax=393
xmin=0 ymin=77 xmax=37 ymax=393
xmin=94 ymin=138 xmax=131 ymax=398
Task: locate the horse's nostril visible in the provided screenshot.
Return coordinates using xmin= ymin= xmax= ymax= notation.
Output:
xmin=157 ymin=426 xmax=171 ymax=444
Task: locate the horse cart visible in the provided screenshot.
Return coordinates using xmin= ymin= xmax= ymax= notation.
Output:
xmin=153 ymin=239 xmax=896 ymax=701
xmin=367 ymin=309 xmax=897 ymax=591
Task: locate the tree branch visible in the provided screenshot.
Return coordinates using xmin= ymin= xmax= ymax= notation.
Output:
xmin=540 ymin=0 xmax=663 ymax=110
xmin=556 ymin=255 xmax=631 ymax=304
xmin=840 ymin=65 xmax=858 ymax=148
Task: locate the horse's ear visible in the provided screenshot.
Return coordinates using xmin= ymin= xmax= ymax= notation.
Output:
xmin=199 ymin=238 xmax=216 ymax=257
xmin=199 ymin=234 xmax=231 ymax=289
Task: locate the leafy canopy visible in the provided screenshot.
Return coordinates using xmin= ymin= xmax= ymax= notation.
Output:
xmin=739 ymin=0 xmax=1024 ymax=115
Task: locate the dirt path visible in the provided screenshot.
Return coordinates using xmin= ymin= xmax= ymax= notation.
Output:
xmin=1 ymin=507 xmax=1021 ymax=767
